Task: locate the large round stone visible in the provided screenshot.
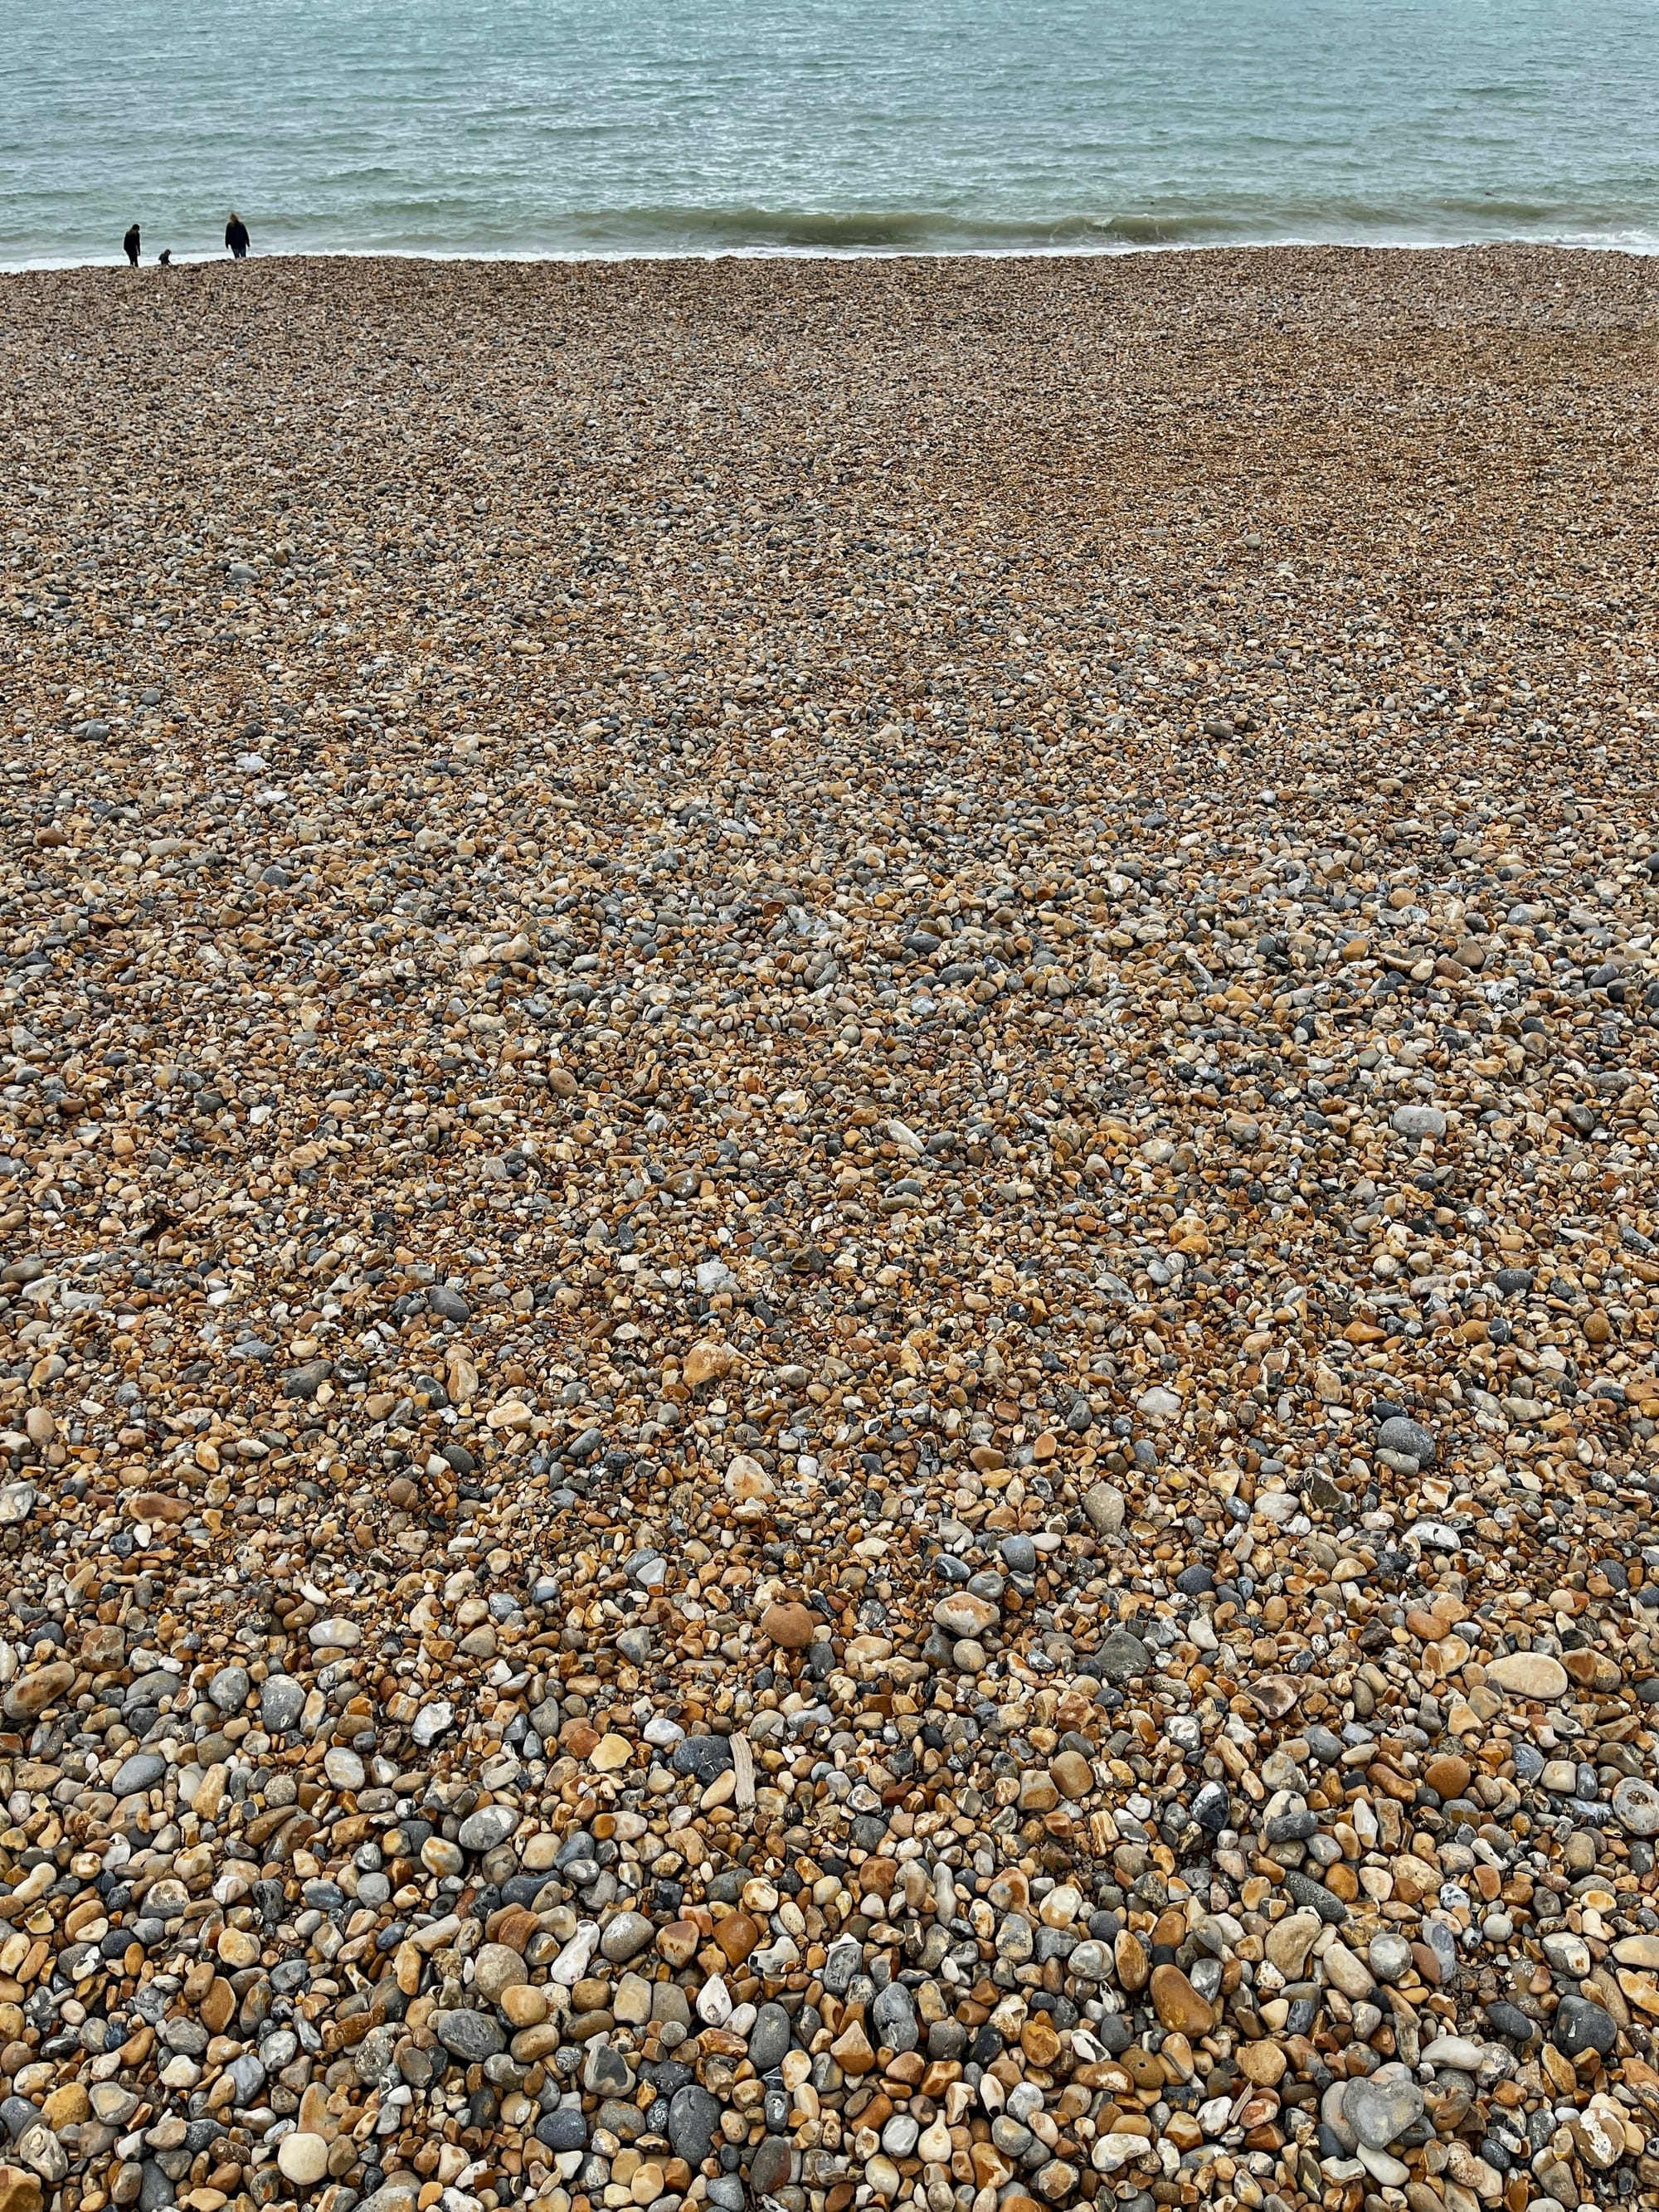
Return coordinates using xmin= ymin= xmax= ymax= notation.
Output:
xmin=277 ymin=2134 xmax=330 ymax=2187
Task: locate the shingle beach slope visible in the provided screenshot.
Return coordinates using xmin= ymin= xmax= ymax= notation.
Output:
xmin=0 ymin=244 xmax=1658 ymax=2212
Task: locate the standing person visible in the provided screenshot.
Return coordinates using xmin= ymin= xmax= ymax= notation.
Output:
xmin=225 ymin=211 xmax=250 ymax=259
xmin=123 ymin=222 xmax=140 ymax=266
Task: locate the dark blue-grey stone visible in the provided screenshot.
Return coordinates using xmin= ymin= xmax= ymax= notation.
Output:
xmin=137 ymin=2162 xmax=174 ymax=2212
xmin=111 ymin=1751 xmax=167 ymax=1798
xmin=1095 ymin=1626 xmax=1151 ymax=1684
xmin=1485 ymin=2002 xmax=1537 ymax=2045
xmin=747 ymin=2001 xmax=792 ymax=2072
xmin=871 ymin=1982 xmax=917 ymax=2053
xmin=1266 ymin=1808 xmax=1317 ymax=1844
xmin=1190 ymin=1780 xmax=1229 ymax=1834
xmin=1496 ymin=1268 xmax=1535 ymax=1296
xmin=1554 ymin=1993 xmax=1617 ymax=2058
xmin=207 ymin=1665 xmax=251 ymax=1713
xmin=671 ymin=1735 xmax=734 ymax=1782
xmin=427 ymin=1286 xmax=470 ymax=1322
xmin=1375 ymin=1415 xmax=1437 ymax=1466
xmin=281 ymin=1359 xmax=333 ymax=1401
xmin=536 ymin=2109 xmax=588 ymax=2152
xmin=668 ymin=2084 xmax=722 ymax=2166
xmin=122 ymin=1667 xmax=175 ymax=1716
xmin=820 ymin=1937 xmax=863 ymax=1996
xmin=259 ymin=1672 xmax=306 ymax=1733
xmin=641 ymin=2059 xmax=696 ymax=2098
xmin=1175 ymin=1563 xmax=1214 ymax=1596
xmin=1284 ymin=1870 xmax=1347 ymax=1924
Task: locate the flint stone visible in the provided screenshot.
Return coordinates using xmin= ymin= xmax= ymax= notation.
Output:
xmin=260 ymin=1675 xmax=305 ymax=1731
xmin=1553 ymin=1994 xmax=1618 ymax=2058
xmin=1375 ymin=1415 xmax=1437 ymax=1466
xmin=600 ymin=1911 xmax=655 ymax=1963
xmin=1082 ymin=1481 xmax=1124 ymax=1537
xmin=747 ymin=2002 xmax=792 ymax=2071
xmin=668 ymin=2084 xmax=722 ymax=2166
xmin=871 ymin=1982 xmax=917 ymax=2053
xmin=111 ymin=1752 xmax=167 ymax=1799
xmin=1095 ymin=1626 xmax=1151 ymax=1684
xmin=671 ymin=1735 xmax=733 ymax=1782
xmin=207 ymin=1665 xmax=250 ymax=1713
xmin=458 ymin=1805 xmax=518 ymax=1851
xmin=434 ymin=2010 xmax=504 ymax=2061
xmin=1392 ymin=1104 xmax=1447 ymax=1138
xmin=1342 ymin=2073 xmax=1424 ymax=2149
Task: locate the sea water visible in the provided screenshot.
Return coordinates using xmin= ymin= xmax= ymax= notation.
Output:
xmin=4 ymin=0 xmax=1657 ymax=269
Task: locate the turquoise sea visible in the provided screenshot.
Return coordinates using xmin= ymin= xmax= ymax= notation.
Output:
xmin=3 ymin=0 xmax=1657 ymax=268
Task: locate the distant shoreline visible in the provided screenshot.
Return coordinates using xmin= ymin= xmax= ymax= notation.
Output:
xmin=6 ymin=232 xmax=1659 ymax=279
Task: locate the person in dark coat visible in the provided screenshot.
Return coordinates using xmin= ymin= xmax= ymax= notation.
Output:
xmin=123 ymin=223 xmax=140 ymax=266
xmin=225 ymin=212 xmax=250 ymax=259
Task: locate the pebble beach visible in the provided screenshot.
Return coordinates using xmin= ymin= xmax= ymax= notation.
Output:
xmin=0 ymin=244 xmax=1657 ymax=2212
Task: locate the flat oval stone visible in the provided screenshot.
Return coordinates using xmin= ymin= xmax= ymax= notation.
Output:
xmin=2 ymin=1663 xmax=75 ymax=1721
xmin=111 ymin=1751 xmax=167 ymax=1798
xmin=434 ymin=2010 xmax=504 ymax=2060
xmin=668 ymin=2084 xmax=722 ymax=2166
xmin=207 ymin=1665 xmax=251 ymax=1713
xmin=747 ymin=2001 xmax=792 ymax=2070
xmin=1486 ymin=1651 xmax=1569 ymax=1700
